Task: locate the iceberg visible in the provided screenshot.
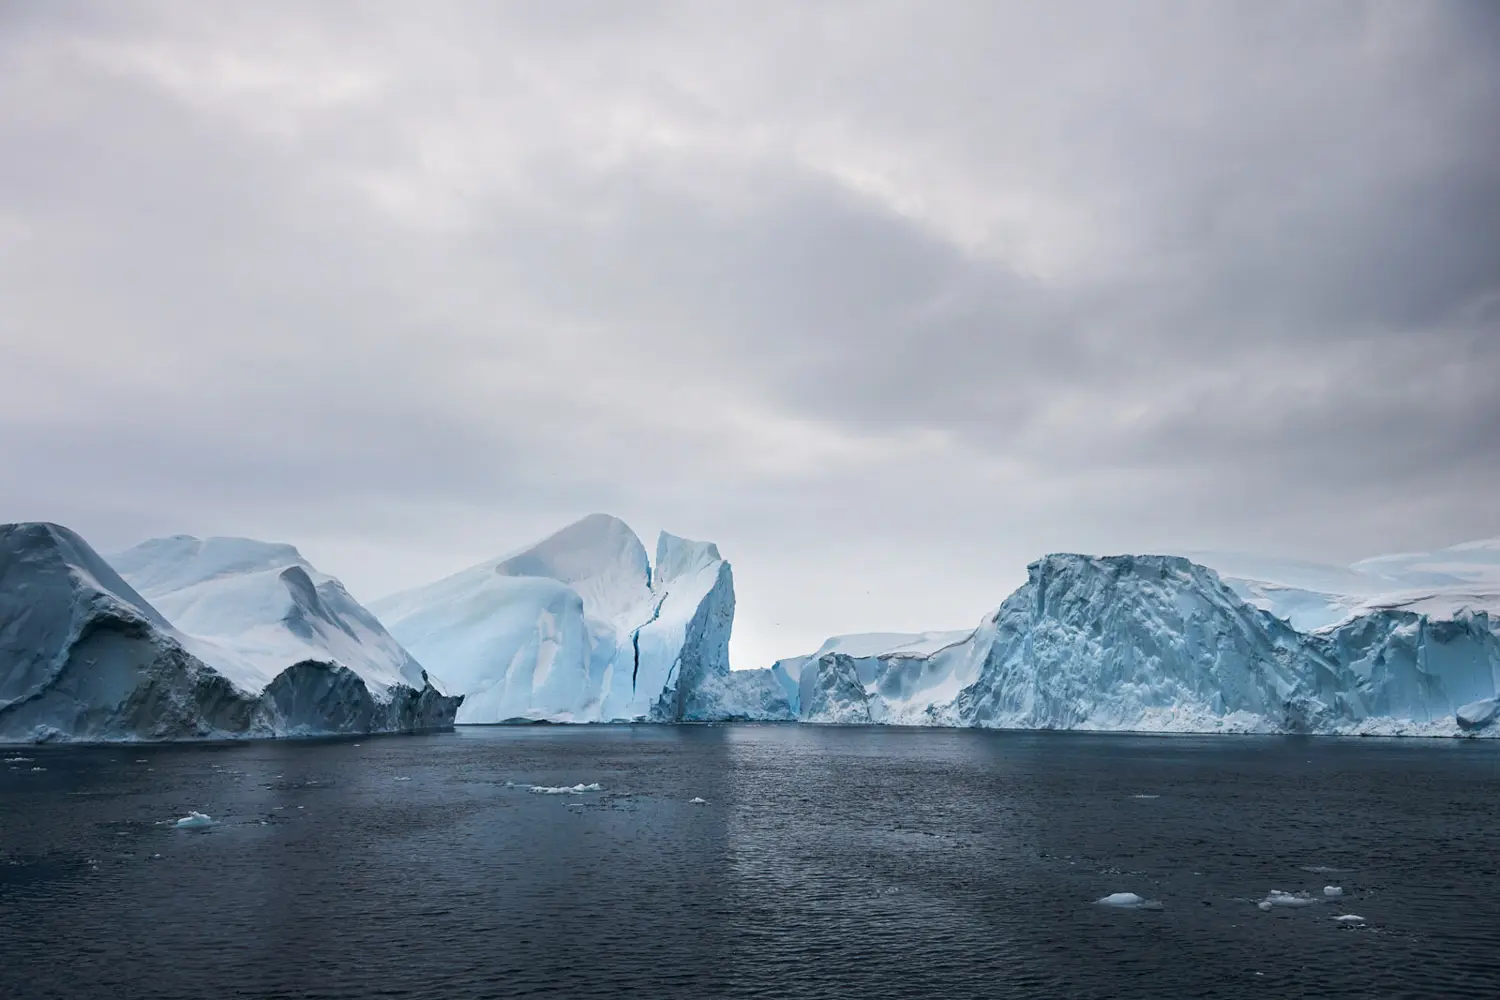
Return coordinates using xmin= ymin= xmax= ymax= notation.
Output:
xmin=0 ymin=522 xmax=460 ymax=744
xmin=772 ymin=552 xmax=1500 ymax=736
xmin=373 ymin=514 xmax=736 ymax=723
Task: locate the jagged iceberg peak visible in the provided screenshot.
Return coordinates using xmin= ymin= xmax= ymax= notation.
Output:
xmin=374 ymin=515 xmax=736 ymax=724
xmin=111 ymin=533 xmax=431 ymax=698
xmin=1 ymin=521 xmax=460 ymax=743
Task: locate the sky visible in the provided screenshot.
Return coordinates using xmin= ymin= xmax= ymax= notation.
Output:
xmin=2 ymin=1 xmax=1498 ymax=670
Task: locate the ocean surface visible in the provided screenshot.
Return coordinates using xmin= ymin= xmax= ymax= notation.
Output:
xmin=2 ymin=725 xmax=1498 ymax=999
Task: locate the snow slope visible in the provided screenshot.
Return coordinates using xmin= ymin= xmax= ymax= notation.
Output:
xmin=1 ymin=523 xmax=460 ymax=743
xmin=1192 ymin=539 xmax=1500 ymax=632
xmin=112 ymin=535 xmax=434 ymax=698
xmin=372 ymin=514 xmax=735 ymax=723
xmin=775 ymin=553 xmax=1500 ymax=735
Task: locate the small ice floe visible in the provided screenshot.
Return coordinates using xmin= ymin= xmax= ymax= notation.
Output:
xmin=688 ymin=796 xmax=707 ymax=805
xmin=1323 ymin=886 xmax=1344 ymax=897
xmin=393 ymin=776 xmax=412 ymax=782
xmin=528 ymin=782 xmax=603 ymax=795
xmin=1096 ymin=892 xmax=1163 ymax=910
xmin=174 ymin=811 xmax=214 ymax=830
xmin=1333 ymin=914 xmax=1366 ymax=923
xmin=1258 ymin=890 xmax=1318 ymax=910
xmin=4 ymin=756 xmax=33 ymax=763
xmin=150 ymin=853 xmax=162 ymax=860
xmin=1131 ymin=794 xmax=1160 ymax=799
xmin=1300 ymin=865 xmax=1350 ymax=875
xmin=30 ymin=767 xmax=46 ymax=772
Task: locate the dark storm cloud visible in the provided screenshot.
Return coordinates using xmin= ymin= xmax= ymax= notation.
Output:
xmin=1 ymin=0 xmax=1496 ymax=667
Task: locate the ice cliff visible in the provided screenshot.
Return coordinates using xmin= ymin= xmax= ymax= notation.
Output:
xmin=371 ymin=514 xmax=736 ymax=723
xmin=0 ymin=522 xmax=460 ymax=744
xmin=761 ymin=553 xmax=1500 ymax=735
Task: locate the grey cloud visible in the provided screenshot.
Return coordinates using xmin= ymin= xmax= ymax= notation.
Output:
xmin=1 ymin=0 xmax=1496 ymax=669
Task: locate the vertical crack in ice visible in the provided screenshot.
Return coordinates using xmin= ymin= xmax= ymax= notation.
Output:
xmin=630 ymin=594 xmax=668 ymax=691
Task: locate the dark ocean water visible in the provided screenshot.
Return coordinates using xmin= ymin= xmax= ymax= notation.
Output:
xmin=2 ymin=725 xmax=1497 ymax=999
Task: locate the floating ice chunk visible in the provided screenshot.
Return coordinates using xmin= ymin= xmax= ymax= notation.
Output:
xmin=29 ymin=767 xmax=46 ymax=772
xmin=1096 ymin=892 xmax=1161 ymax=909
xmin=1131 ymin=794 xmax=1160 ymax=799
xmin=1456 ymin=698 xmax=1497 ymax=731
xmin=174 ymin=811 xmax=214 ymax=829
xmin=1323 ymin=886 xmax=1343 ymax=897
xmin=4 ymin=756 xmax=32 ymax=763
xmin=1098 ymin=892 xmax=1143 ymax=907
xmin=393 ymin=776 xmax=412 ymax=782
xmin=689 ymin=796 xmax=707 ymax=804
xmin=1333 ymin=914 xmax=1365 ymax=923
xmin=1260 ymin=890 xmax=1318 ymax=908
xmin=1301 ymin=865 xmax=1350 ymax=875
xmin=528 ymin=782 xmax=603 ymax=795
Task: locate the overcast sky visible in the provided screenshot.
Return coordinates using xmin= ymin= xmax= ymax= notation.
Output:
xmin=2 ymin=1 xmax=1497 ymax=668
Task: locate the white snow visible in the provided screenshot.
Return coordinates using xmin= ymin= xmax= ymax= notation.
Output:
xmin=111 ymin=535 xmax=430 ymax=698
xmin=373 ymin=514 xmax=736 ymax=724
xmin=174 ymin=811 xmax=214 ymax=829
xmin=1323 ymin=886 xmax=1343 ymax=897
xmin=1194 ymin=538 xmax=1500 ymax=632
xmin=528 ymin=782 xmax=603 ymax=795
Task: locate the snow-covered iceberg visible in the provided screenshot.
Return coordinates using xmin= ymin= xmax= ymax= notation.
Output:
xmin=0 ymin=522 xmax=460 ymax=744
xmin=1193 ymin=539 xmax=1500 ymax=632
xmin=774 ymin=553 xmax=1500 ymax=735
xmin=371 ymin=514 xmax=736 ymax=723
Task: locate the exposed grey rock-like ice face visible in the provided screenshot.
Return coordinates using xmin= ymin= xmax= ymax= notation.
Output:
xmin=0 ymin=522 xmax=460 ymax=744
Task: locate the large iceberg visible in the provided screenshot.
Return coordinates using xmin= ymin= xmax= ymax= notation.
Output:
xmin=0 ymin=522 xmax=460 ymax=744
xmin=371 ymin=514 xmax=736 ymax=723
xmin=771 ymin=553 xmax=1500 ymax=735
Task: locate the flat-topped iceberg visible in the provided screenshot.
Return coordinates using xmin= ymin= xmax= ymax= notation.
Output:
xmin=372 ymin=514 xmax=736 ymax=723
xmin=0 ymin=522 xmax=459 ymax=744
xmin=765 ymin=552 xmax=1500 ymax=735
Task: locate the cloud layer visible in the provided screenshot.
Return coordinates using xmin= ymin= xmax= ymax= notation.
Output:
xmin=3 ymin=1 xmax=1497 ymax=667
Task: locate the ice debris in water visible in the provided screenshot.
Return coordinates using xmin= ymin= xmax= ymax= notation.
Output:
xmin=689 ymin=796 xmax=707 ymax=804
xmin=393 ymin=776 xmax=412 ymax=781
xmin=1333 ymin=914 xmax=1366 ymax=923
xmin=4 ymin=756 xmax=32 ymax=763
xmin=1096 ymin=892 xmax=1162 ymax=910
xmin=30 ymin=767 xmax=46 ymax=772
xmin=528 ymin=783 xmax=603 ymax=795
xmin=174 ymin=811 xmax=214 ymax=829
xmin=1131 ymin=794 xmax=1160 ymax=799
xmin=1301 ymin=865 xmax=1350 ymax=875
xmin=1259 ymin=890 xmax=1318 ymax=910
xmin=1323 ymin=886 xmax=1343 ymax=897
